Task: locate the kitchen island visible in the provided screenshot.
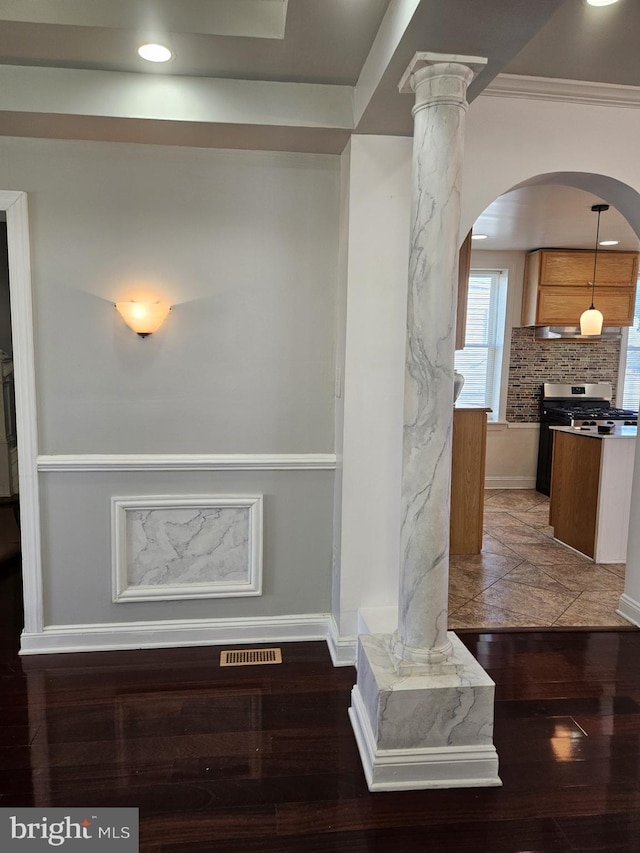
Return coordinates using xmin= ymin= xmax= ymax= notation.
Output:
xmin=550 ymin=426 xmax=636 ymax=563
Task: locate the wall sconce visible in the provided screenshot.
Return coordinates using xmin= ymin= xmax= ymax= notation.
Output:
xmin=579 ymin=203 xmax=609 ymax=336
xmin=115 ymin=301 xmax=171 ymax=338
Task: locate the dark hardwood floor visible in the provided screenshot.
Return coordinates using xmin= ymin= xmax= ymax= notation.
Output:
xmin=2 ymin=558 xmax=640 ymax=851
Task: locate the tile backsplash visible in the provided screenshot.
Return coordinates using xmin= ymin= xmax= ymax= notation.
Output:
xmin=506 ymin=327 xmax=621 ymax=422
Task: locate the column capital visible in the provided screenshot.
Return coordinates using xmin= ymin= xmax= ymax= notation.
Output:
xmin=398 ymin=51 xmax=487 ymax=95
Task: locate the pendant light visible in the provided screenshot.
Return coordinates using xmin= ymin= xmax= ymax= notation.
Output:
xmin=580 ymin=203 xmax=609 ymax=336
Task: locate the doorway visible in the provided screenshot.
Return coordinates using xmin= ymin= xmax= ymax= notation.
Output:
xmin=450 ymin=173 xmax=640 ymax=631
xmin=0 ymin=191 xmax=41 ymax=646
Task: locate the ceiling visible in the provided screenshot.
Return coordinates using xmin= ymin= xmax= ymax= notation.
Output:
xmin=474 ymin=186 xmax=640 ymax=254
xmin=2 ymin=0 xmax=636 ymax=147
xmin=0 ymin=0 xmax=639 ymax=248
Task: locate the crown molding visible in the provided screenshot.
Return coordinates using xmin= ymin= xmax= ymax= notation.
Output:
xmin=482 ymin=74 xmax=640 ymax=109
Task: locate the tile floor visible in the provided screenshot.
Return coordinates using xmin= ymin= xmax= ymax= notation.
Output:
xmin=448 ymin=489 xmax=631 ymax=630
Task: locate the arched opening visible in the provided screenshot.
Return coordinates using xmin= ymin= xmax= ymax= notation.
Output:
xmin=450 ymin=172 xmax=640 ymax=632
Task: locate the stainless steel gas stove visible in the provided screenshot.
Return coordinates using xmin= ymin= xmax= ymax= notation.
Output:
xmin=536 ymin=382 xmax=638 ymax=495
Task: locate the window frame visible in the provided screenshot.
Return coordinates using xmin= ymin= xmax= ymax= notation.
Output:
xmin=618 ymin=274 xmax=640 ymax=410
xmin=454 ymin=268 xmax=508 ymax=421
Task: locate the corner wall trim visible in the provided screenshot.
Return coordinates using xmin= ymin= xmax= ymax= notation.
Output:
xmin=617 ymin=593 xmax=640 ymax=627
xmin=37 ymin=453 xmax=337 ymax=471
xmin=20 ymin=613 xmax=333 ymax=656
xmin=2 ymin=190 xmax=42 ymax=635
xmin=326 ymin=615 xmax=357 ymax=666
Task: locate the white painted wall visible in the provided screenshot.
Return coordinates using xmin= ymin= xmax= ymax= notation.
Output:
xmin=334 ymin=135 xmax=411 ymax=635
xmin=461 ymin=95 xmax=640 ymax=238
xmin=0 ymin=139 xmax=338 ymax=454
xmin=40 ymin=469 xmax=334 ymax=626
xmin=332 ymin=142 xmax=351 ymax=625
xmin=485 ymin=424 xmax=540 ymax=490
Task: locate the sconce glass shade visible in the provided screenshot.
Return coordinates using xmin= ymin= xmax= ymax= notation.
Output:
xmin=116 ymin=301 xmax=171 ymax=337
xmin=580 ymin=306 xmax=604 ymax=336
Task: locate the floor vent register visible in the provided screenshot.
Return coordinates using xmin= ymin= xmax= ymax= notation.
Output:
xmin=220 ymin=648 xmax=283 ymax=667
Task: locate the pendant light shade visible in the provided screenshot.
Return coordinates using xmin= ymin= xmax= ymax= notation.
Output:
xmin=579 ymin=203 xmax=609 ymax=336
xmin=579 ymin=306 xmax=604 ymax=336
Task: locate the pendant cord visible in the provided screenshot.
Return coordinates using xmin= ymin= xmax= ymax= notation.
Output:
xmin=590 ymin=208 xmax=603 ymax=310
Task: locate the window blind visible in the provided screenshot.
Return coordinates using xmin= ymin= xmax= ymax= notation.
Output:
xmin=623 ymin=278 xmax=640 ymax=410
xmin=454 ymin=271 xmax=502 ymax=410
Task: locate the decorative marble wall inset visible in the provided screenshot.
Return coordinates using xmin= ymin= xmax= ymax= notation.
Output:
xmin=112 ymin=495 xmax=263 ymax=602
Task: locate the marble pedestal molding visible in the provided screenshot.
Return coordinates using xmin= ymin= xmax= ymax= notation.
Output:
xmin=349 ymin=53 xmax=500 ymax=790
xmin=349 ymin=633 xmax=499 ymax=790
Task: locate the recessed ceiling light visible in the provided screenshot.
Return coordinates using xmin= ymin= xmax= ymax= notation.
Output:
xmin=137 ymin=43 xmax=174 ymax=63
xmin=600 ymin=240 xmax=619 ymax=245
xmin=586 ymin=0 xmax=620 ymax=6
xmin=471 ymin=234 xmax=488 ymax=240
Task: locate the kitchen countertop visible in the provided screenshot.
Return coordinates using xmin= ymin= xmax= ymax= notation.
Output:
xmin=550 ymin=425 xmax=637 ymax=440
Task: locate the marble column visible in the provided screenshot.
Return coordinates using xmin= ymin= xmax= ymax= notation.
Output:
xmin=394 ymin=53 xmax=485 ymax=665
xmin=349 ymin=53 xmax=501 ymax=791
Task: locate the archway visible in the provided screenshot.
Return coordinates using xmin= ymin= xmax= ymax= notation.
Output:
xmin=453 ymin=171 xmax=640 ymax=631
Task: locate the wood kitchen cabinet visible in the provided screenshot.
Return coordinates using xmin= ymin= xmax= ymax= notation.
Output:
xmin=521 ymin=248 xmax=639 ymax=327
xmin=450 ymin=407 xmax=489 ymax=555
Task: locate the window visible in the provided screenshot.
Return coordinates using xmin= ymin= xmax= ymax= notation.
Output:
xmin=622 ymin=278 xmax=640 ymax=410
xmin=454 ymin=269 xmax=507 ymax=418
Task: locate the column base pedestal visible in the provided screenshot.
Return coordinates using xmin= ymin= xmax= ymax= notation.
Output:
xmin=349 ymin=632 xmax=501 ymax=791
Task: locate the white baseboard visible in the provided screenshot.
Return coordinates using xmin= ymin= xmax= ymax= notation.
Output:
xmin=20 ymin=613 xmax=332 ymax=656
xmin=326 ymin=615 xmax=357 ymax=667
xmin=617 ymin=593 xmax=640 ymax=627
xmin=485 ymin=476 xmax=536 ymax=490
xmin=349 ymin=685 xmax=501 ymax=791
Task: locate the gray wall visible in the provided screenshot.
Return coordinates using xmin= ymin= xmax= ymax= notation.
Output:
xmin=40 ymin=469 xmax=334 ymax=625
xmin=0 ymin=139 xmax=338 ymax=454
xmin=0 ymin=137 xmax=339 ymax=627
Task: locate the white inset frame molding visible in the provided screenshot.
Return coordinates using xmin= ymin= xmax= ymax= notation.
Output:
xmin=1 ymin=191 xmax=42 ymax=635
xmin=112 ymin=494 xmax=263 ymax=602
